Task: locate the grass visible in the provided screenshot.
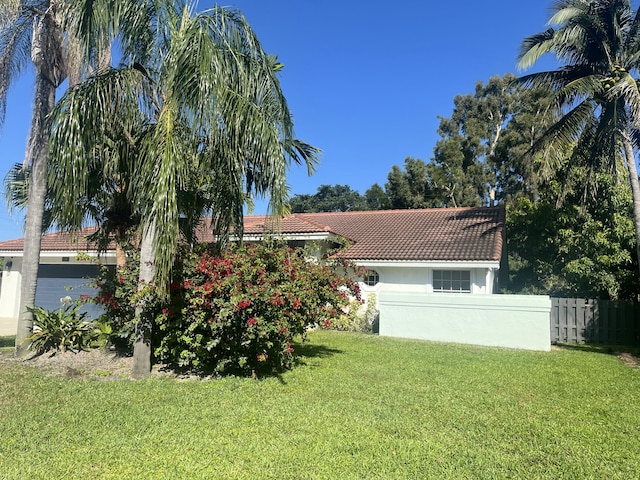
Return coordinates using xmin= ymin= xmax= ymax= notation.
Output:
xmin=0 ymin=331 xmax=639 ymax=479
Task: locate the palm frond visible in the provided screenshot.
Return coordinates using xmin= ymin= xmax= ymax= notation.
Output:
xmin=0 ymin=5 xmax=35 ymax=128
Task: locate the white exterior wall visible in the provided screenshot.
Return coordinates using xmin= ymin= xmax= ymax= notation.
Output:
xmin=378 ymin=292 xmax=551 ymax=351
xmin=358 ymin=264 xmax=497 ymax=302
xmin=0 ymin=257 xmax=22 ymax=319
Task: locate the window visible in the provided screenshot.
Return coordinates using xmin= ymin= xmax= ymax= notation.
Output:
xmin=433 ymin=270 xmax=471 ymax=293
xmin=363 ymin=270 xmax=380 ymax=287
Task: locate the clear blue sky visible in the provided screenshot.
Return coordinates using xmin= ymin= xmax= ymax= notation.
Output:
xmin=0 ymin=0 xmax=557 ymax=241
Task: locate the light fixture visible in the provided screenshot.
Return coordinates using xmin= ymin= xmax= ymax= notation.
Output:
xmin=4 ymin=259 xmax=13 ymax=273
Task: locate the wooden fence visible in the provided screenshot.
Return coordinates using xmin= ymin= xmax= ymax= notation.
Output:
xmin=550 ymin=298 xmax=640 ymax=345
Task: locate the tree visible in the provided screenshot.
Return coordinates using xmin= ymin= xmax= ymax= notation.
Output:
xmin=364 ymin=183 xmax=391 ymax=210
xmin=518 ymin=0 xmax=640 ymax=282
xmin=0 ymin=0 xmax=71 ymax=355
xmin=289 ymin=184 xmax=367 ymax=212
xmin=46 ymin=4 xmax=318 ymax=377
xmin=0 ymin=0 xmax=158 ymax=355
xmin=507 ymin=159 xmax=638 ymax=299
xmin=384 ymin=157 xmax=434 ymax=209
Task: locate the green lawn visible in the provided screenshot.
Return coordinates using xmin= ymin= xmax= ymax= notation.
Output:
xmin=0 ymin=331 xmax=638 ymax=479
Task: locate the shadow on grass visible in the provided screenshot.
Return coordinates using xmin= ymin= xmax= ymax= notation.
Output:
xmin=155 ymin=342 xmax=345 ymax=383
xmin=291 ymin=342 xmax=344 ymax=370
xmin=555 ymin=342 xmax=640 ymax=356
xmin=0 ymin=336 xmax=15 ymax=349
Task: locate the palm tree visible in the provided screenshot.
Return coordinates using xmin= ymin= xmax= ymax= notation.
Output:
xmin=0 ymin=1 xmax=69 ymax=355
xmin=46 ymin=4 xmax=319 ymax=377
xmin=518 ymin=0 xmax=640 ymax=280
xmin=0 ymin=0 xmax=159 ymax=355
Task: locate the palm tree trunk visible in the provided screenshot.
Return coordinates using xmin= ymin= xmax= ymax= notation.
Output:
xmin=15 ymin=74 xmax=56 ymax=356
xmin=622 ymin=135 xmax=640 ymax=291
xmin=131 ymin=222 xmax=155 ymax=378
xmin=115 ymin=243 xmax=127 ymax=268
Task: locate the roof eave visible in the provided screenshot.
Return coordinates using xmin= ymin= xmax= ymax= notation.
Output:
xmin=346 ymin=259 xmax=501 ymax=269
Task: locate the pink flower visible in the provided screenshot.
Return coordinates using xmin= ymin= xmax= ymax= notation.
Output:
xmin=257 ymin=353 xmax=268 ymax=362
xmin=292 ymin=299 xmax=302 ymax=309
xmin=247 ymin=317 xmax=257 ymax=326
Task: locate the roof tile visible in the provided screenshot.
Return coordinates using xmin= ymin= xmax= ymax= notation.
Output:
xmin=0 ymin=206 xmax=505 ymax=262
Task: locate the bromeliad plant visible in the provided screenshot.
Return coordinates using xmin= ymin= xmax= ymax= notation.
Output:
xmin=25 ymin=300 xmax=97 ymax=355
xmin=94 ymin=242 xmax=365 ymax=376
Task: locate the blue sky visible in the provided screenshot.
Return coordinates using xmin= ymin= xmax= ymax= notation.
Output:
xmin=0 ymin=0 xmax=556 ymax=241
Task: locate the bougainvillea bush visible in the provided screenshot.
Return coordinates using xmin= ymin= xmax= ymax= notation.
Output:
xmin=94 ymin=242 xmax=364 ymax=376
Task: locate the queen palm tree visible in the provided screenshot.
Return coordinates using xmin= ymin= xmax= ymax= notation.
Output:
xmin=46 ymin=4 xmax=319 ymax=377
xmin=518 ymin=0 xmax=640 ymax=279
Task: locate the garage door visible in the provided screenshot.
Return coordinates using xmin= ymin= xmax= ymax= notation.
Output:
xmin=35 ymin=264 xmax=105 ymax=320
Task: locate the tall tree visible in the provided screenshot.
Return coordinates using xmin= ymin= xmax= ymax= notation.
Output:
xmin=518 ymin=0 xmax=640 ymax=281
xmin=0 ymin=0 xmax=68 ymax=355
xmin=385 ymin=157 xmax=434 ymax=209
xmin=0 ymin=0 xmax=160 ymax=354
xmin=364 ymin=183 xmax=391 ymax=210
xmin=46 ymin=4 xmax=318 ymax=377
xmin=507 ymin=163 xmax=638 ymax=299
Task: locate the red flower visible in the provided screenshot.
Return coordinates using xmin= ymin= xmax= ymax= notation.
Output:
xmin=118 ymin=276 xmax=125 ymax=284
xmin=247 ymin=317 xmax=257 ymax=326
xmin=237 ymin=299 xmax=251 ymax=310
xmin=292 ymin=299 xmax=302 ymax=309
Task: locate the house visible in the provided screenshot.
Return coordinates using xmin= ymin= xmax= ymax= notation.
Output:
xmin=0 ymin=206 xmax=510 ymax=339
xmin=226 ymin=206 xmax=507 ymax=298
xmin=0 ymin=229 xmax=117 ymax=334
xmin=0 ymin=205 xmax=552 ymax=350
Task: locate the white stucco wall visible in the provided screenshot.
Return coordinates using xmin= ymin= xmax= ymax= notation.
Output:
xmin=378 ymin=292 xmax=551 ymax=351
xmin=0 ymin=257 xmax=22 ymax=318
xmin=358 ymin=264 xmax=497 ymax=299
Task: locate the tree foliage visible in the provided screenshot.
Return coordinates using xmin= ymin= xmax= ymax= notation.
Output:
xmin=518 ymin=0 xmax=640 ymax=284
xmin=507 ymin=159 xmax=639 ymax=299
xmin=289 ymin=184 xmax=368 ymax=212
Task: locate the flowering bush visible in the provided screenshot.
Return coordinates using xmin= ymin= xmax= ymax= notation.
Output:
xmin=94 ymin=242 xmax=364 ymax=376
xmin=155 ymin=243 xmax=363 ymax=376
xmin=330 ymin=294 xmax=379 ymax=333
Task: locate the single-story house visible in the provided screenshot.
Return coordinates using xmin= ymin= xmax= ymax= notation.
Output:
xmin=1 ymin=206 xmax=530 ymax=346
xmin=0 ymin=206 xmax=506 ymax=331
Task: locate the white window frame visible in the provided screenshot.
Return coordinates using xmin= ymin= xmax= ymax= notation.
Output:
xmin=363 ymin=270 xmax=380 ymax=287
xmin=432 ymin=269 xmax=471 ymax=293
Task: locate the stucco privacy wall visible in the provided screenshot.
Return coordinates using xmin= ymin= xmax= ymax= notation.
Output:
xmin=378 ymin=292 xmax=551 ymax=351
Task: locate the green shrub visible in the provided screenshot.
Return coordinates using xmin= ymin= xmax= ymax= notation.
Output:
xmin=155 ymin=243 xmax=364 ymax=376
xmin=26 ymin=301 xmax=97 ymax=354
xmin=91 ymin=251 xmax=155 ymax=350
xmin=93 ymin=243 xmax=364 ymax=376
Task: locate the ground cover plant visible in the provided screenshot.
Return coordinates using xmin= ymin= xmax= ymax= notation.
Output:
xmin=1 ymin=330 xmax=639 ymax=479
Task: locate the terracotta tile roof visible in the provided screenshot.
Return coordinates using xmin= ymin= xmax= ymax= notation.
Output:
xmin=241 ymin=207 xmax=505 ymax=262
xmin=0 ymin=206 xmax=505 ymax=262
xmin=0 ymin=226 xmax=102 ymax=253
